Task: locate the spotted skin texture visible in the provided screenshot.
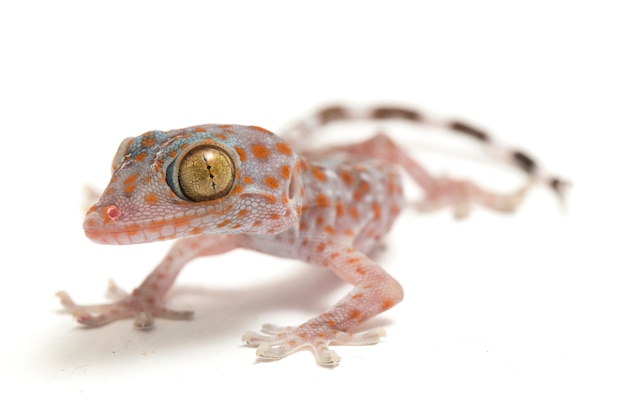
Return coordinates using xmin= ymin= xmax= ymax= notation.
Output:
xmin=58 ymin=105 xmax=566 ymax=367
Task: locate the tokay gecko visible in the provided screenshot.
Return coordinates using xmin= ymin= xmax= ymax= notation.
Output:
xmin=58 ymin=104 xmax=567 ymax=367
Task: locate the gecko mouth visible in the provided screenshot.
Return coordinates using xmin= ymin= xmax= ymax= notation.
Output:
xmin=82 ymin=208 xmax=175 ymax=245
xmin=82 ymin=203 xmax=210 ymax=245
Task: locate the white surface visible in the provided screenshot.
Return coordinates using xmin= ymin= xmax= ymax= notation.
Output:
xmin=1 ymin=1 xmax=624 ymax=415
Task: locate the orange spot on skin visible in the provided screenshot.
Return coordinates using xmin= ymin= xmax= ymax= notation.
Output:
xmin=235 ymin=146 xmax=247 ymax=162
xmin=191 ymin=227 xmax=202 ymax=234
xmin=251 ymin=125 xmax=271 ymax=133
xmin=387 ymin=177 xmax=400 ymax=195
xmin=372 ymin=202 xmax=381 ymax=220
xmin=270 ymin=213 xmax=281 ymax=220
xmin=195 ymin=127 xmax=206 ymax=133
xmin=145 ymin=193 xmax=159 ymax=205
xmin=355 ymin=266 xmax=366 ymax=275
xmin=353 ymin=188 xmax=363 ymax=201
xmin=243 ymin=176 xmax=253 ymax=184
xmin=347 ymin=257 xmax=360 ymax=264
xmin=315 ymin=216 xmax=325 ymax=225
xmin=215 ymin=133 xmax=227 ymax=140
xmin=326 ymin=320 xmax=337 ymax=327
xmin=335 ymin=202 xmax=345 ymax=217
xmin=282 ymin=195 xmax=289 ymax=204
xmin=360 ymin=181 xmax=370 ymax=193
xmin=217 ymin=219 xmax=231 ymax=228
xmin=125 ymin=184 xmax=136 ymax=193
xmin=316 ymin=194 xmax=330 ymax=207
xmin=231 ymin=184 xmax=244 ymax=194
xmin=316 ymin=242 xmax=326 ymax=252
xmin=323 ymin=225 xmax=336 ymax=235
xmin=280 ymin=165 xmax=291 ymax=179
xmin=350 ymin=310 xmax=361 ymax=320
xmin=252 ymin=144 xmax=270 ymax=158
xmin=264 ymin=177 xmax=279 ymax=189
xmin=352 ymin=293 xmax=363 ymax=299
xmin=252 ymin=220 xmax=263 ymax=227
xmin=340 ymin=170 xmax=354 ymax=186
xmin=276 ymin=143 xmax=292 ymax=155
xmin=238 ymin=209 xmax=248 ymax=218
xmin=330 ymin=252 xmax=340 ymax=259
xmin=381 ymin=300 xmax=394 ymax=310
xmin=263 ymin=194 xmax=277 ymax=204
xmin=181 ymin=143 xmax=189 ymax=149
xmin=134 ymin=152 xmax=146 ymax=162
xmin=169 ymin=151 xmax=177 ymax=158
xmin=311 ymin=166 xmax=327 ymax=182
xmin=349 ymin=206 xmax=359 ymax=219
xmin=142 ymin=137 xmax=155 ymax=147
xmin=123 ymin=174 xmax=138 ymax=185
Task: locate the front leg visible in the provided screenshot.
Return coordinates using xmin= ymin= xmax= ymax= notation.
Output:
xmin=58 ymin=234 xmax=238 ymax=328
xmin=243 ymin=244 xmax=403 ymax=367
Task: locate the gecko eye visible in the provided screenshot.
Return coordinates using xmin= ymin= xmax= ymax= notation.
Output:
xmin=175 ymin=146 xmax=235 ymax=202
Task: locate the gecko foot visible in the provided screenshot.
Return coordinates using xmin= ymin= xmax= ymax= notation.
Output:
xmin=57 ymin=280 xmax=193 ymax=329
xmin=242 ymin=323 xmax=386 ymax=367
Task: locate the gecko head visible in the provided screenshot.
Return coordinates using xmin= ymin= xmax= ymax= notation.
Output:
xmin=83 ymin=125 xmax=304 ymax=245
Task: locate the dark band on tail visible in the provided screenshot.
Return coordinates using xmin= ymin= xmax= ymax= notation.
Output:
xmin=512 ymin=151 xmax=537 ymax=174
xmin=448 ymin=121 xmax=490 ymax=143
xmin=319 ymin=106 xmax=349 ymax=124
xmin=371 ymin=107 xmax=423 ymax=121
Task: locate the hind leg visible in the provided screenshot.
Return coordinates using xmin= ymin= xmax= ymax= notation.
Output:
xmin=331 ymin=134 xmax=530 ymax=219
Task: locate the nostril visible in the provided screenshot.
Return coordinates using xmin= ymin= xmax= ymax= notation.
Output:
xmin=104 ymin=205 xmax=121 ymax=221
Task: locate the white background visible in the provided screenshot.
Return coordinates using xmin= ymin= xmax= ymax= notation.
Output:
xmin=2 ymin=1 xmax=624 ymax=415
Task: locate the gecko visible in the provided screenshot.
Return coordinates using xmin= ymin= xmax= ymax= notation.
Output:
xmin=58 ymin=104 xmax=567 ymax=367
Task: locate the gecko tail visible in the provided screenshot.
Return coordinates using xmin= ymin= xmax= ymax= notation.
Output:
xmin=281 ymin=103 xmax=569 ymax=203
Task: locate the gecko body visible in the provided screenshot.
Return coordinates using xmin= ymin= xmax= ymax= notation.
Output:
xmin=59 ymin=105 xmax=565 ymax=366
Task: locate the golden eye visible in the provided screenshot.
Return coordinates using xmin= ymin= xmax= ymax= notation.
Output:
xmin=177 ymin=146 xmax=235 ymax=201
